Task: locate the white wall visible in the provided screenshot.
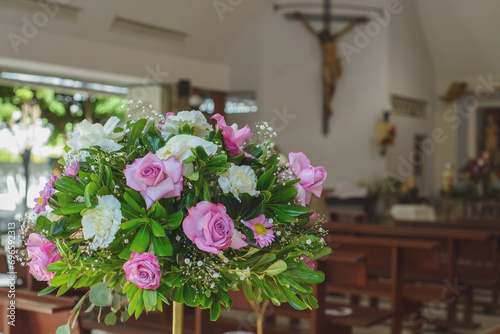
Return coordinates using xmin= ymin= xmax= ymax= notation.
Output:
xmin=386 ymin=0 xmax=436 ymax=196
xmin=227 ymin=6 xmax=389 ymax=187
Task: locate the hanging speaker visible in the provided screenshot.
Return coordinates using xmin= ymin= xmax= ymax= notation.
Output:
xmin=178 ymin=80 xmax=190 ymax=97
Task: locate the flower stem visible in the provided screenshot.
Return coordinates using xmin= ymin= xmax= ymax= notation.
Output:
xmin=172 ymin=302 xmax=184 ymax=334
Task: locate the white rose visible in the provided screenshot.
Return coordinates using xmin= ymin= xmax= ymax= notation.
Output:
xmin=161 ymin=110 xmax=212 ymax=138
xmin=156 ymin=134 xmax=218 ymax=176
xmin=67 ymin=116 xmax=123 ymax=152
xmin=82 ymin=195 xmax=122 ymax=250
xmin=218 ymin=164 xmax=259 ymax=201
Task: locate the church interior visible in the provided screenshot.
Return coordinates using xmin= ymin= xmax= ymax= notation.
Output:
xmin=0 ymin=0 xmax=500 ymax=333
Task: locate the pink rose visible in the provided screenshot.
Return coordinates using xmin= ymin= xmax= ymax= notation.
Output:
xmin=289 ymin=152 xmax=327 ymax=206
xmin=123 ymin=252 xmax=161 ymax=290
xmin=183 ymin=201 xmax=247 ymax=254
xmin=211 ymin=114 xmax=252 ymax=157
xmin=303 ymin=257 xmax=316 ymax=270
xmin=124 ymin=152 xmax=183 ymax=209
xmin=26 ymin=233 xmax=62 ymax=283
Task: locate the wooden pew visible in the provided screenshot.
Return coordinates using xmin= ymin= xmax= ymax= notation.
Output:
xmin=394 ymin=218 xmax=500 ymax=311
xmin=195 ymin=251 xmax=392 ymax=334
xmin=327 ymin=235 xmax=444 ymax=334
xmin=0 ymin=288 xmax=79 ymax=334
xmin=326 ymin=224 xmax=488 ymax=330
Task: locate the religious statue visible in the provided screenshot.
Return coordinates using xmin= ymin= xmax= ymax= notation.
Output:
xmin=294 ymin=12 xmax=367 ymax=118
xmin=484 ymin=114 xmax=499 ymax=156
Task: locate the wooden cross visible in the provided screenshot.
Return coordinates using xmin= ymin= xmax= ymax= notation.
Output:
xmin=280 ymin=0 xmax=369 ymax=135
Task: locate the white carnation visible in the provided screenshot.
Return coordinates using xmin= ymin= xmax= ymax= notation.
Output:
xmin=82 ymin=195 xmax=122 ymax=250
xmin=161 ymin=110 xmax=212 ymax=138
xmin=218 ymin=164 xmax=259 ymax=201
xmin=67 ymin=116 xmax=123 ymax=152
xmin=156 ymin=134 xmax=217 ymax=176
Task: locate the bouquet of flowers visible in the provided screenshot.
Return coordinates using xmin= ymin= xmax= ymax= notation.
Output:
xmin=22 ymin=103 xmax=330 ymax=332
xmin=459 ymin=151 xmax=500 ymax=195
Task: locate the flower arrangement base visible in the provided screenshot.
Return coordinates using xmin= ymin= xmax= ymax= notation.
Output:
xmin=172 ymin=302 xmax=184 ymax=334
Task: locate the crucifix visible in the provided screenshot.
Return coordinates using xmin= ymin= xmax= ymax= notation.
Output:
xmin=280 ymin=0 xmax=369 ymax=135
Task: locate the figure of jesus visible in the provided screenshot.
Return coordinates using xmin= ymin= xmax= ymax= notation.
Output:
xmin=485 ymin=114 xmax=499 ymax=156
xmin=295 ymin=12 xmax=367 ymax=117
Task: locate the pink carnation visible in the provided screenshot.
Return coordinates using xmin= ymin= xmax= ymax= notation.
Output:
xmin=183 ymin=201 xmax=247 ymax=254
xmin=289 ymin=152 xmax=327 ymax=206
xmin=34 ymin=183 xmax=55 ymax=214
xmin=243 ymin=214 xmax=274 ymax=248
xmin=211 ymin=114 xmax=252 ymax=157
xmin=26 ymin=233 xmax=62 ymax=283
xmin=123 ymin=252 xmax=161 ymax=290
xmin=124 ymin=152 xmax=183 ymax=209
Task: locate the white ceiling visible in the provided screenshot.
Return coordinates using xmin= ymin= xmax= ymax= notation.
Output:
xmin=0 ymin=0 xmax=270 ymax=64
xmin=416 ymin=0 xmax=500 ymax=79
xmin=0 ymin=0 xmax=498 ymax=80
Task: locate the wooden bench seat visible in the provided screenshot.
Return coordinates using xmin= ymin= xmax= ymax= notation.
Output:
xmin=324 ymin=303 xmax=392 ymax=328
xmin=0 ymin=288 xmax=79 ymax=334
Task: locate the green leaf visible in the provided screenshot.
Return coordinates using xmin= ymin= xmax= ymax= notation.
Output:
xmin=164 ymin=211 xmax=183 ymax=230
xmin=257 ymin=169 xmax=275 ymax=191
xmin=118 ymin=242 xmax=133 ymax=260
xmin=56 ymin=202 xmax=87 ymax=215
xmin=89 ymin=282 xmax=113 ymax=307
xmin=255 ymin=253 xmax=276 ymax=267
xmin=195 ymin=145 xmax=209 ymax=162
xmin=280 ymin=285 xmax=307 ymax=310
xmin=242 ymin=279 xmax=255 ymax=301
xmin=186 ymin=171 xmax=199 ymax=181
xmin=123 ymin=192 xmax=143 ymax=213
xmin=121 ymin=311 xmax=131 ymax=322
xmin=143 ymin=289 xmax=157 ymax=311
xmin=111 ymin=294 xmax=121 ymax=312
xmin=97 ymin=185 xmax=109 ymax=196
xmin=130 ymin=118 xmax=148 ymax=146
xmin=85 ymin=303 xmax=95 ymax=313
xmin=121 ymin=217 xmax=148 ymax=230
xmin=130 ymin=225 xmax=151 ymax=253
xmin=57 ymin=284 xmax=71 ymax=296
xmin=312 ymin=247 xmax=332 ymax=260
xmin=150 ymin=219 xmax=166 ymax=237
xmin=207 ymin=154 xmax=227 ymax=166
xmin=36 ymin=215 xmax=52 ymax=230
xmin=282 ymin=261 xmax=325 ymax=284
xmin=84 ymin=183 xmax=97 ymax=207
xmin=210 ymin=298 xmax=221 ymax=321
xmin=265 ymin=260 xmax=287 ymax=276
xmin=66 ymin=216 xmax=82 ymax=229
xmin=105 ymin=311 xmax=117 ymax=325
xmin=38 ymin=285 xmax=57 ymax=296
xmin=55 ymin=176 xmax=85 ymax=196
xmin=56 ymin=193 xmax=74 ymax=206
xmin=269 ymin=185 xmax=298 ymax=202
xmin=152 ymin=236 xmax=173 ymax=256
xmin=50 ymin=273 xmax=70 ymax=287
xmin=56 ymin=324 xmax=70 ymax=334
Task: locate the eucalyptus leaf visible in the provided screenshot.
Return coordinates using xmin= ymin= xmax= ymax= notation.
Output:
xmin=105 ymin=311 xmax=117 ymax=325
xmin=56 ymin=324 xmax=70 ymax=334
xmin=89 ymin=282 xmax=113 ymax=307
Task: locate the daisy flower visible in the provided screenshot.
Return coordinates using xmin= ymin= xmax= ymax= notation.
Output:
xmin=243 ymin=214 xmax=275 ymax=248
